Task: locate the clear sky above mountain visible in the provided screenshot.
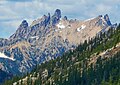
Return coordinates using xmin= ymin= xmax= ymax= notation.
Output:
xmin=0 ymin=0 xmax=120 ymax=38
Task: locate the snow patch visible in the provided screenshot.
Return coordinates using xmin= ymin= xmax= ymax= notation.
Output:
xmin=77 ymin=28 xmax=81 ymax=32
xmin=0 ymin=52 xmax=15 ymax=61
xmin=30 ymin=36 xmax=39 ymax=39
xmin=81 ymin=25 xmax=86 ymax=29
xmin=13 ymin=82 xmax=17 ymax=85
xmin=57 ymin=23 xmax=65 ymax=29
xmin=101 ymin=17 xmax=106 ymax=23
xmin=84 ymin=17 xmax=95 ymax=22
xmin=77 ymin=24 xmax=86 ymax=32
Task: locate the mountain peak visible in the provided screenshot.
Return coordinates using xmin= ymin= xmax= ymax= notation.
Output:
xmin=52 ymin=9 xmax=62 ymax=25
xmin=54 ymin=9 xmax=61 ymax=19
xmin=63 ymin=16 xmax=67 ymax=20
xmin=98 ymin=15 xmax=102 ymax=18
xmin=104 ymin=14 xmax=111 ymax=25
xmin=20 ymin=20 xmax=28 ymax=28
xmin=104 ymin=14 xmax=109 ymax=18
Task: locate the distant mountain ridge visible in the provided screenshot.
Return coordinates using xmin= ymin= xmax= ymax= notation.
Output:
xmin=0 ymin=9 xmax=117 ymax=83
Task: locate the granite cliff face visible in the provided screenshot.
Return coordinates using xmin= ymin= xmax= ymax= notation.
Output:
xmin=0 ymin=9 xmax=117 ymax=81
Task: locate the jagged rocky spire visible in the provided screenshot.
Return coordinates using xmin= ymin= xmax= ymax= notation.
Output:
xmin=54 ymin=9 xmax=61 ymax=19
xmin=34 ymin=9 xmax=62 ymax=26
xmin=20 ymin=20 xmax=28 ymax=28
xmin=10 ymin=20 xmax=28 ymax=39
xmin=104 ymin=14 xmax=111 ymax=26
xmin=64 ymin=16 xmax=67 ymax=20
xmin=52 ymin=9 xmax=62 ymax=25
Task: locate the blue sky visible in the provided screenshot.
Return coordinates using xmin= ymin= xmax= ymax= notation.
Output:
xmin=0 ymin=0 xmax=120 ymax=38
